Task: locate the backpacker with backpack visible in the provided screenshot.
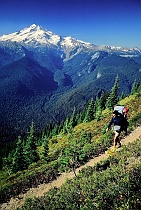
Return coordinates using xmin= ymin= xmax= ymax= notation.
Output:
xmin=114 ymin=105 xmax=129 ymax=134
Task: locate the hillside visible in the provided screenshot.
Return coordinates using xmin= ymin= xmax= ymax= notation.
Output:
xmin=0 ymin=92 xmax=141 ymax=209
xmin=1 ymin=126 xmax=141 ymax=210
xmin=0 ymin=57 xmax=58 ymax=142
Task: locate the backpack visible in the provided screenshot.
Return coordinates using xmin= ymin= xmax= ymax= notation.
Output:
xmin=114 ymin=105 xmax=124 ymax=115
xmin=114 ymin=105 xmax=129 ymax=130
xmin=114 ymin=105 xmax=129 ymax=116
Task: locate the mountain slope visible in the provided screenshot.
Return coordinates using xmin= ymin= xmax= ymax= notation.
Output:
xmin=0 ymin=41 xmax=34 ymax=68
xmin=1 ymin=109 xmax=141 ymax=209
xmin=0 ymin=57 xmax=58 ymax=141
xmin=0 ymin=56 xmax=58 ymax=94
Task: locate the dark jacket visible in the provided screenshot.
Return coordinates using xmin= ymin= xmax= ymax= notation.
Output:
xmin=107 ymin=116 xmax=123 ymax=129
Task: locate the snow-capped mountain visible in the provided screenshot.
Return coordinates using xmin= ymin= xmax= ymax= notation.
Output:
xmin=0 ymin=24 xmax=95 ymax=48
xmin=0 ymin=24 xmax=61 ymax=46
xmin=0 ymin=24 xmax=140 ymax=61
xmin=0 ymin=24 xmax=96 ymax=60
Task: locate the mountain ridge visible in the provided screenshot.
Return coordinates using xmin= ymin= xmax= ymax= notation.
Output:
xmin=0 ymin=24 xmax=140 ymax=59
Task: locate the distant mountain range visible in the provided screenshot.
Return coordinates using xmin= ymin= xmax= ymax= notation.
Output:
xmin=0 ymin=24 xmax=141 ymax=142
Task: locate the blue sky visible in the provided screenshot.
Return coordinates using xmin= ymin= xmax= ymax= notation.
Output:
xmin=0 ymin=0 xmax=141 ymax=48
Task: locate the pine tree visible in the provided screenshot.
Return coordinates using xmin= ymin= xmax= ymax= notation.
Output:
xmin=84 ymin=98 xmax=95 ymax=122
xmin=51 ymin=124 xmax=58 ymax=136
xmin=119 ymin=91 xmax=126 ymax=100
xmin=2 ymin=152 xmax=14 ymax=175
xmin=106 ymin=75 xmax=119 ymax=110
xmin=68 ymin=107 xmax=77 ymax=129
xmin=24 ymin=122 xmax=39 ymax=167
xmin=131 ymin=80 xmax=137 ymax=94
xmin=63 ymin=118 xmax=69 ymax=134
xmin=40 ymin=135 xmax=49 ymax=162
xmin=63 ymin=117 xmax=72 ymax=134
xmin=50 ymin=121 xmax=63 ymax=136
xmin=76 ymin=111 xmax=83 ymax=125
xmin=44 ymin=122 xmax=54 ymax=138
xmin=99 ymin=91 xmax=109 ymax=110
xmin=95 ymin=97 xmax=103 ymax=121
xmin=131 ymin=80 xmax=141 ymax=94
xmin=13 ymin=136 xmax=26 ymax=172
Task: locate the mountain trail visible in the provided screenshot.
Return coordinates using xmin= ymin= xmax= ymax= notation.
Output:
xmin=1 ymin=126 xmax=141 ymax=210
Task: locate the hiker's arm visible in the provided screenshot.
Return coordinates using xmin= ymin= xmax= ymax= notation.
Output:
xmin=106 ymin=118 xmax=113 ymax=132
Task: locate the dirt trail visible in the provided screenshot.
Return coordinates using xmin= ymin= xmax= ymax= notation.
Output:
xmin=1 ymin=126 xmax=141 ymax=210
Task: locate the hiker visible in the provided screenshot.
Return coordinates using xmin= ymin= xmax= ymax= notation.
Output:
xmin=114 ymin=105 xmax=129 ymax=135
xmin=106 ymin=110 xmax=123 ymax=148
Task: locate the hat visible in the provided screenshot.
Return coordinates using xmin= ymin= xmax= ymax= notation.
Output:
xmin=113 ymin=110 xmax=119 ymax=115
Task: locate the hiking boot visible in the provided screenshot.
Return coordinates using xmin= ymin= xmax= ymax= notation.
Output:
xmin=118 ymin=142 xmax=121 ymax=148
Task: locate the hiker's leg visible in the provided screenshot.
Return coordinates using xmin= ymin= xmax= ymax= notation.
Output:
xmin=116 ymin=131 xmax=122 ymax=147
xmin=124 ymin=126 xmax=127 ymax=135
xmin=114 ymin=131 xmax=120 ymax=147
xmin=114 ymin=132 xmax=117 ymax=146
xmin=117 ymin=135 xmax=121 ymax=147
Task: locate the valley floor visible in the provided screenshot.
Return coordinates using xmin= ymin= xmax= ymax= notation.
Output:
xmin=1 ymin=126 xmax=141 ymax=210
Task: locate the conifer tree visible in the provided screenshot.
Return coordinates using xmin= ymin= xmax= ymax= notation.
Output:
xmin=24 ymin=122 xmax=39 ymax=167
xmin=45 ymin=122 xmax=54 ymax=138
xmin=76 ymin=111 xmax=83 ymax=125
xmin=50 ymin=122 xmax=62 ymax=136
xmin=40 ymin=135 xmax=49 ymax=162
xmin=51 ymin=124 xmax=58 ymax=136
xmin=95 ymin=97 xmax=103 ymax=121
xmin=99 ymin=91 xmax=109 ymax=110
xmin=2 ymin=152 xmax=14 ymax=175
xmin=84 ymin=98 xmax=95 ymax=122
xmin=131 ymin=80 xmax=141 ymax=94
xmin=119 ymin=91 xmax=126 ymax=100
xmin=63 ymin=117 xmax=70 ymax=134
xmin=68 ymin=107 xmax=77 ymax=128
xmin=13 ymin=136 xmax=26 ymax=172
xmin=106 ymin=75 xmax=119 ymax=110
